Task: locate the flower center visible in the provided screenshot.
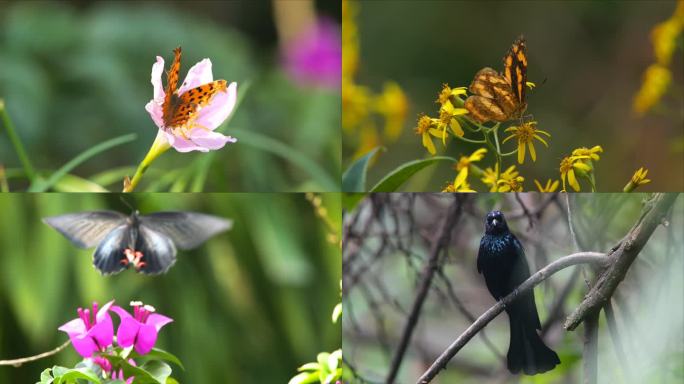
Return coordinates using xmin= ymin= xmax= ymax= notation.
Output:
xmin=77 ymin=302 xmax=99 ymax=331
xmin=131 ymin=302 xmax=156 ymax=323
xmin=516 ymin=123 xmax=536 ymax=143
xmin=414 ymin=115 xmax=432 ymax=135
xmin=560 ymin=157 xmax=573 ymax=173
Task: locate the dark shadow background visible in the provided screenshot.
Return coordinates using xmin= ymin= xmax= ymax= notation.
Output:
xmin=343 ymin=1 xmax=683 ymax=192
xmin=0 ymin=193 xmax=341 ymax=383
xmin=0 ymin=0 xmax=341 ymax=192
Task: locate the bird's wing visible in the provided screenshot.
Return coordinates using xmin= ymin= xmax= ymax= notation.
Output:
xmin=510 ymin=236 xmax=542 ymax=329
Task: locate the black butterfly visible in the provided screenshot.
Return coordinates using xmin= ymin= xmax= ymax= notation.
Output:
xmin=43 ymin=210 xmax=232 ymax=275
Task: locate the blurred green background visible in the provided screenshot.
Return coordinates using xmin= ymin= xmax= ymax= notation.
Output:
xmin=0 ymin=193 xmax=341 ymax=383
xmin=0 ymin=0 xmax=341 ymax=192
xmin=343 ymin=193 xmax=683 ymax=383
xmin=343 ymin=1 xmax=683 ymax=191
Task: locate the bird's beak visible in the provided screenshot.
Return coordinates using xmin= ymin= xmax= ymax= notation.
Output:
xmin=492 ymin=219 xmax=498 ymax=227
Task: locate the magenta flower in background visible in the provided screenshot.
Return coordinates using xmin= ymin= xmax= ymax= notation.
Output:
xmin=58 ymin=301 xmax=114 ymax=358
xmin=112 ymin=301 xmax=173 ymax=355
xmin=282 ymin=18 xmax=341 ymax=89
xmin=145 ymin=48 xmax=238 ymax=153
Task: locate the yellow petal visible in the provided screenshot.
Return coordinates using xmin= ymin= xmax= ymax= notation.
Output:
xmin=450 ymin=119 xmax=464 ymax=137
xmin=549 ymin=180 xmax=559 ymax=191
xmin=568 ymin=169 xmax=581 ymax=191
xmin=451 ymin=108 xmax=469 ymax=116
xmin=502 ymin=134 xmax=516 ymax=144
xmin=574 ymin=162 xmax=592 ymax=172
xmin=528 ymin=141 xmax=537 ymax=162
xmin=423 ymin=134 xmax=436 ymax=155
xmin=428 ymin=128 xmax=443 ymax=138
xmin=518 ymin=141 xmax=526 ymax=164
xmin=455 ymin=168 xmax=468 ymax=187
xmin=534 ymin=134 xmax=549 ymax=147
xmin=534 ymin=179 xmax=543 ymax=192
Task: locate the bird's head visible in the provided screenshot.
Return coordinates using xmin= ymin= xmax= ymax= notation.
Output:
xmin=485 ymin=210 xmax=509 ymax=235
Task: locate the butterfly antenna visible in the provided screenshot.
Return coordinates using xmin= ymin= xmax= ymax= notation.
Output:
xmin=119 ymin=195 xmax=136 ymax=212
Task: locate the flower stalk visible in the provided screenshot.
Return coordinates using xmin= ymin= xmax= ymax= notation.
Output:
xmin=0 ymin=99 xmax=36 ymax=181
xmin=123 ymin=131 xmax=171 ymax=192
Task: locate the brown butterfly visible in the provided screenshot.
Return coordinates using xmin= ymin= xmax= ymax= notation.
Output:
xmin=162 ymin=47 xmax=227 ymax=129
xmin=464 ymin=36 xmax=528 ymax=123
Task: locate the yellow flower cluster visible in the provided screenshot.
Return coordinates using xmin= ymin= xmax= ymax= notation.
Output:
xmin=633 ymin=0 xmax=684 ymax=115
xmin=559 ymin=146 xmax=602 ymax=192
xmin=342 ymin=0 xmax=408 ymax=159
xmin=416 ymin=84 xmax=468 ymax=154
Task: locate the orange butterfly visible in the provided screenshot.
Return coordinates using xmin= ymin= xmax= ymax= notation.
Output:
xmin=464 ymin=36 xmax=528 ymax=123
xmin=161 ymin=47 xmax=227 ymax=130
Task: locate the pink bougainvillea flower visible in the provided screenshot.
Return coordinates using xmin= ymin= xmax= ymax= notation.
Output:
xmin=58 ymin=300 xmax=115 ymax=358
xmin=145 ymin=47 xmax=238 ymax=153
xmin=111 ymin=301 xmax=173 ymax=355
xmin=93 ymin=356 xmax=136 ymax=384
xmin=282 ymin=18 xmax=341 ymax=88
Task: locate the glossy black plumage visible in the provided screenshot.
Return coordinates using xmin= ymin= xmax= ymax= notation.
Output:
xmin=477 ymin=210 xmax=560 ymax=375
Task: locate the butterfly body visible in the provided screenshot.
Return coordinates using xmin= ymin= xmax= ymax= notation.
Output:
xmin=465 ymin=36 xmax=528 ymax=123
xmin=44 ymin=210 xmax=232 ymax=275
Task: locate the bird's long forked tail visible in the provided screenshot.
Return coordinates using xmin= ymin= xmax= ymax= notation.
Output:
xmin=507 ymin=313 xmax=560 ymax=375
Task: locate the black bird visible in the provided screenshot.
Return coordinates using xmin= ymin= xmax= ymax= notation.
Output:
xmin=477 ymin=210 xmax=560 ymax=375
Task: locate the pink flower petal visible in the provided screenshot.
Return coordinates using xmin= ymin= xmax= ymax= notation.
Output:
xmin=150 ymin=56 xmax=166 ymax=103
xmin=146 ymin=101 xmax=164 ymax=130
xmin=116 ymin=317 xmax=141 ymax=348
xmin=194 ymin=82 xmax=238 ymax=130
xmin=188 ymin=128 xmax=235 ymax=149
xmin=88 ymin=313 xmax=114 ymax=349
xmin=110 ymin=305 xmax=133 ymax=320
xmin=59 ymin=318 xmax=87 ymax=336
xmin=134 ymin=323 xmax=159 ymax=355
xmin=177 ymin=58 xmax=213 ymax=96
xmin=146 ymin=313 xmax=174 ymax=332
xmin=69 ymin=334 xmax=100 ymax=358
xmin=95 ymin=300 xmax=115 ymax=323
xmin=168 ymin=135 xmax=209 ymax=153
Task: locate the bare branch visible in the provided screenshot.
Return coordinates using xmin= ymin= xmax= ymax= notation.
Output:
xmin=0 ymin=339 xmax=71 ymax=367
xmin=564 ymin=193 xmax=679 ymax=330
xmin=416 ymin=252 xmax=608 ymax=384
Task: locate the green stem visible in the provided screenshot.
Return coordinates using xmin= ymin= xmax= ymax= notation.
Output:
xmin=0 ymin=165 xmax=8 ymax=192
xmin=0 ymin=100 xmax=36 ymax=181
xmin=453 ymin=135 xmax=487 ymax=144
xmin=491 ymin=124 xmax=503 ymax=178
xmin=123 ymin=131 xmax=170 ymax=192
xmin=501 ymin=149 xmax=519 ymax=157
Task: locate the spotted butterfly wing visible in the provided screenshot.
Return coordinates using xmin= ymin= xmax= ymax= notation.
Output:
xmin=161 ymin=46 xmax=228 ymax=129
xmin=164 ymin=80 xmax=227 ymax=128
xmin=43 ymin=211 xmax=232 ymax=275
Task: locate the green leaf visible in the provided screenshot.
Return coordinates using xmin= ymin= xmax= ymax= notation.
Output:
xmin=342 ymin=147 xmax=382 ymax=192
xmin=50 ymin=367 xmax=101 ymax=384
xmin=37 ymin=368 xmax=54 ymax=384
xmin=370 ymin=156 xmax=458 ymax=192
xmin=52 ymin=173 xmax=108 ymax=192
xmin=342 ymin=193 xmax=366 ymax=212
xmin=288 ymin=371 xmax=319 ymax=384
xmin=28 ymin=133 xmax=137 ymax=192
xmin=143 ymin=348 xmax=185 ymax=371
xmin=229 ymin=127 xmax=338 ymax=191
xmin=140 ymin=360 xmax=172 ymax=384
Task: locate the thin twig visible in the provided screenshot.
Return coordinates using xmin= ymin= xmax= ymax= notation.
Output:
xmin=416 ymin=252 xmax=608 ymax=384
xmin=604 ymin=301 xmax=631 ymax=380
xmin=385 ymin=198 xmax=463 ymax=384
xmin=0 ymin=339 xmax=71 ymax=367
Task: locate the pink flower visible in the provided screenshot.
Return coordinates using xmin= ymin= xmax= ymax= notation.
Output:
xmin=145 ymin=49 xmax=238 ymax=153
xmin=282 ymin=18 xmax=341 ymax=89
xmin=93 ymin=356 xmax=135 ymax=384
xmin=111 ymin=301 xmax=173 ymax=355
xmin=58 ymin=301 xmax=115 ymax=358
